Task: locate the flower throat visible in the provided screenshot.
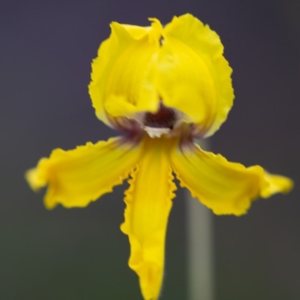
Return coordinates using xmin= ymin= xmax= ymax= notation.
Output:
xmin=144 ymin=103 xmax=176 ymax=129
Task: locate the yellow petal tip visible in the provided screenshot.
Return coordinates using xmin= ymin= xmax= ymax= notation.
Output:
xmin=25 ymin=166 xmax=47 ymax=192
xmin=261 ymin=173 xmax=294 ymax=198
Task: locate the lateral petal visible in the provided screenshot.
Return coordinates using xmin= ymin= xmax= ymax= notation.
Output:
xmin=155 ymin=14 xmax=234 ymax=137
xmin=171 ymin=143 xmax=293 ymax=216
xmin=121 ymin=137 xmax=176 ymax=300
xmin=26 ymin=137 xmax=142 ymax=209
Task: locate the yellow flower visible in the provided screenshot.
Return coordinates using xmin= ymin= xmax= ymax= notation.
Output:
xmin=26 ymin=14 xmax=293 ymax=300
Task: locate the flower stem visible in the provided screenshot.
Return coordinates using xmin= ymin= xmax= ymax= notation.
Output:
xmin=186 ymin=140 xmax=214 ymax=300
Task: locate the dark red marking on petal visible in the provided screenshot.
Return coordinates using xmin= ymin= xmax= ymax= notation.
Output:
xmin=144 ymin=103 xmax=176 ymax=129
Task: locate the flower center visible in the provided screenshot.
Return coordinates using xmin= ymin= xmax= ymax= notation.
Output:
xmin=143 ymin=103 xmax=177 ymax=138
xmin=144 ymin=103 xmax=176 ymax=128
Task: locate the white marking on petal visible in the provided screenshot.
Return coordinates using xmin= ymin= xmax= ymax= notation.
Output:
xmin=144 ymin=126 xmax=171 ymax=138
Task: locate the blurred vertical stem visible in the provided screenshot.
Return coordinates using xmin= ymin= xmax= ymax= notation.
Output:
xmin=187 ymin=140 xmax=214 ymax=300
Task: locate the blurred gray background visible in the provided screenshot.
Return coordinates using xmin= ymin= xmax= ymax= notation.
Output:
xmin=1 ymin=0 xmax=299 ymax=299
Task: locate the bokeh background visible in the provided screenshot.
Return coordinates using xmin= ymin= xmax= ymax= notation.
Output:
xmin=1 ymin=0 xmax=299 ymax=299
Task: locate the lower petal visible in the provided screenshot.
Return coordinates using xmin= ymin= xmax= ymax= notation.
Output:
xmin=121 ymin=137 xmax=176 ymax=300
xmin=26 ymin=137 xmax=142 ymax=209
xmin=171 ymin=143 xmax=293 ymax=216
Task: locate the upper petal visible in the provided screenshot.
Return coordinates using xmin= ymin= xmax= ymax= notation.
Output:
xmin=26 ymin=137 xmax=142 ymax=209
xmin=121 ymin=136 xmax=176 ymax=300
xmin=121 ymin=18 xmax=162 ymax=41
xmin=171 ymin=143 xmax=293 ymax=216
xmin=89 ymin=19 xmax=162 ymax=127
xmin=155 ymin=14 xmax=234 ymax=137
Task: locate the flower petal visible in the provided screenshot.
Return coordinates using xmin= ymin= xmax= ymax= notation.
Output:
xmin=155 ymin=14 xmax=234 ymax=137
xmin=89 ymin=19 xmax=162 ymax=126
xmin=121 ymin=136 xmax=176 ymax=300
xmin=25 ymin=137 xmax=142 ymax=209
xmin=171 ymin=143 xmax=293 ymax=216
xmin=121 ymin=18 xmax=162 ymax=41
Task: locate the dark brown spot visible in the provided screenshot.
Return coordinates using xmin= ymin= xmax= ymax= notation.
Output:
xmin=144 ymin=103 xmax=176 ymax=129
